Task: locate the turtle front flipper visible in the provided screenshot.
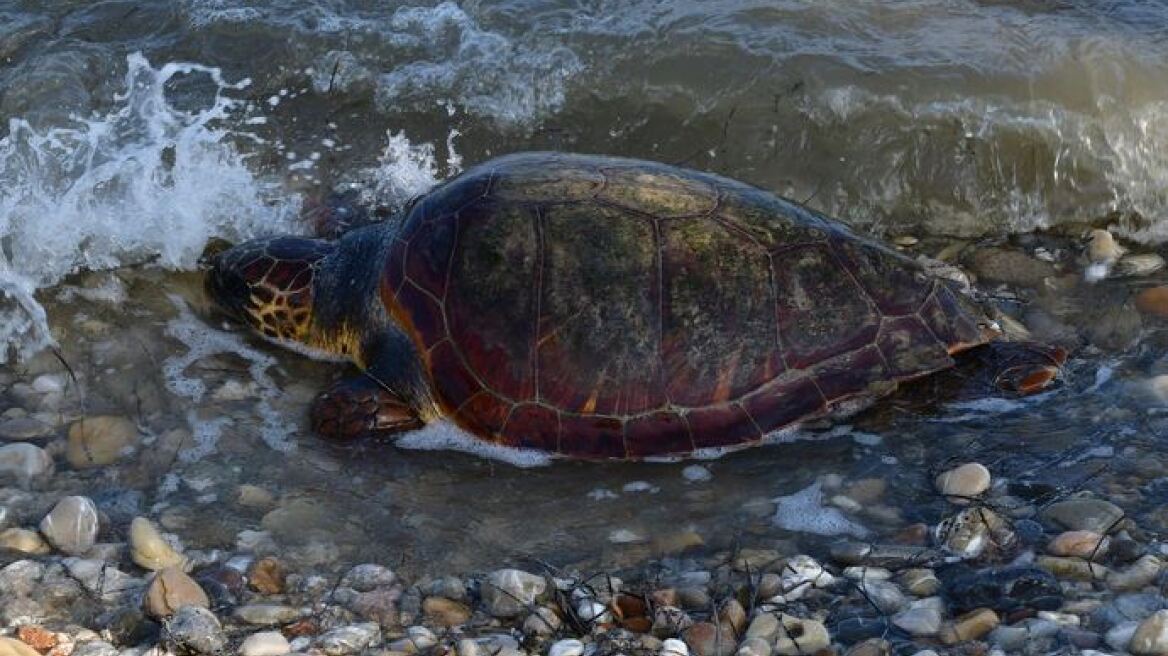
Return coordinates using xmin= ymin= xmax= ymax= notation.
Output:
xmin=310 ymin=375 xmax=423 ymax=441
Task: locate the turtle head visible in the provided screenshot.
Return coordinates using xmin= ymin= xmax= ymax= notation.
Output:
xmin=205 ymin=236 xmax=335 ymax=347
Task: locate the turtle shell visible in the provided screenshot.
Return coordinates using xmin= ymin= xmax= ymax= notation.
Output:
xmin=381 ymin=152 xmax=991 ymax=458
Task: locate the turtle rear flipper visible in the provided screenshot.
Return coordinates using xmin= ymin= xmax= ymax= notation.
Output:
xmin=311 ymin=376 xmax=423 ymax=441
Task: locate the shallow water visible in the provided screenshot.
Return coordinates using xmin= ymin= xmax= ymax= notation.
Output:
xmin=3 ymin=0 xmax=1168 ymax=578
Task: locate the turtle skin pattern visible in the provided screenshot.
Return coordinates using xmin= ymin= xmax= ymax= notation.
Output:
xmin=381 ymin=153 xmax=987 ymax=458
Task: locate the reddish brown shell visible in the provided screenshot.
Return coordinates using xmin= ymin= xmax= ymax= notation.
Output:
xmin=381 ymin=153 xmax=990 ymax=458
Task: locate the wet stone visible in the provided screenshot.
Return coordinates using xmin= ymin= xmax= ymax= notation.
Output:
xmin=165 ymin=605 xmax=225 ymax=655
xmin=1041 ymin=497 xmax=1125 ymax=533
xmin=0 ymin=639 xmax=39 ymax=656
xmin=66 ymin=415 xmax=139 ymax=468
xmin=1107 ymin=621 xmax=1140 ymax=652
xmin=317 ymin=623 xmax=381 ymax=656
xmin=1036 ymin=555 xmax=1109 ymax=581
xmin=0 ymin=443 xmax=53 ymax=487
xmin=899 ymin=569 xmax=940 ymax=596
xmin=661 ymin=638 xmax=689 ymax=656
xmin=234 ymin=603 xmax=303 ymax=625
xmin=934 ymin=463 xmax=991 ymax=504
xmin=40 ymin=495 xmax=99 ymax=555
xmin=0 ymin=528 xmax=50 ymax=554
xmin=1108 ymin=555 xmax=1163 ymax=592
xmin=892 ymin=602 xmax=943 ymax=637
xmin=772 ymin=615 xmax=830 ymax=656
xmin=240 ymin=631 xmax=291 ymax=656
xmin=549 ymin=639 xmax=585 ymax=656
xmin=745 ymin=613 xmax=779 ymax=642
xmin=1131 ymin=610 xmax=1168 ymax=655
xmin=833 ymin=617 xmax=889 ymax=644
xmin=130 ymin=516 xmax=186 ymax=571
xmin=0 ymin=416 xmax=52 ymax=441
xmin=424 ymin=596 xmax=472 ymax=626
xmin=523 ymin=606 xmax=562 ymax=637
xmin=939 ymin=608 xmax=999 ymax=645
xmin=941 ymin=565 xmax=1063 ymax=613
xmin=343 ymin=563 xmax=397 ymax=591
xmin=736 ymin=636 xmax=771 ymax=656
xmin=1047 ymin=530 xmax=1109 ymax=559
xmin=683 ymin=622 xmax=736 ymax=656
xmin=143 ymin=567 xmax=209 ymax=618
xmin=63 ymin=558 xmax=141 ymax=602
xmin=248 ymin=556 xmax=286 ymax=594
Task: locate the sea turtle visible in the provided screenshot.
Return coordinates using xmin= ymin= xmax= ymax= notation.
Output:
xmin=205 ymin=152 xmax=1063 ymax=458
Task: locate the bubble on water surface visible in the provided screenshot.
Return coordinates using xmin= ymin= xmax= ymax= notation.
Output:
xmin=773 ymin=482 xmax=870 ymax=538
xmin=0 ymin=52 xmax=300 ymax=363
xmin=163 ymin=295 xmax=296 ymax=459
xmin=394 ymin=420 xmax=552 ymax=468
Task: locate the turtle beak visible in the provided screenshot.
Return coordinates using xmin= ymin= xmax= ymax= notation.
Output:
xmin=204 ymin=246 xmax=253 ymax=324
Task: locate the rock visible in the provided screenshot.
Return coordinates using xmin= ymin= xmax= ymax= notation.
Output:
xmin=892 ymin=601 xmax=943 ymax=637
xmin=988 ymin=625 xmax=1029 ymax=651
xmin=829 ymin=542 xmax=943 ymax=569
xmin=39 ymin=496 xmax=99 ymax=555
xmin=341 ymin=563 xmax=396 ymax=591
xmin=234 ymin=603 xmax=302 ymax=625
xmin=240 ymin=631 xmax=291 ymax=656
xmin=1041 ymin=497 xmax=1125 ymax=533
xmin=0 ymin=443 xmax=53 ymax=487
xmin=939 ymin=608 xmax=999 ymax=644
xmin=746 ymin=613 xmax=779 ymax=642
xmin=387 ymin=626 xmax=436 ymax=652
xmin=654 ymin=606 xmax=695 ymax=637
xmin=166 ymin=605 xmax=225 ymax=655
xmin=549 ymin=639 xmax=584 ymax=656
xmin=661 ymin=638 xmax=689 ymax=656
xmin=737 ymin=637 xmax=771 ymax=656
xmin=62 ymin=557 xmax=142 ymax=602
xmin=968 ymin=248 xmax=1055 ymax=288
xmin=1047 ymin=530 xmax=1110 ymax=559
xmin=317 ymin=623 xmax=380 ymax=656
xmin=1132 ymin=610 xmax=1168 ymax=655
xmin=858 ymin=580 xmax=907 ymax=614
xmin=1108 ymin=555 xmax=1163 ymax=592
xmin=934 ymin=463 xmax=991 ymax=504
xmin=1107 ymin=621 xmax=1139 ymax=652
xmin=781 ymin=555 xmax=834 ymax=600
xmin=0 ymin=638 xmax=41 ymax=656
xmin=67 ymin=416 xmax=139 ymax=468
xmin=772 ymin=615 xmax=830 ymax=656
xmin=1117 ymin=254 xmax=1166 ymax=278
xmin=0 ymin=416 xmax=52 ymax=441
xmin=718 ymin=599 xmax=747 ymax=635
xmin=1137 ymin=287 xmax=1168 ymax=318
xmin=144 ymin=567 xmax=209 ymax=618
xmin=481 ymin=569 xmax=546 ymax=618
xmin=130 ymin=517 xmax=185 ymax=571
xmin=523 ymin=606 xmax=562 ymax=636
xmin=248 ymin=556 xmax=286 ymax=594
xmin=899 ymin=569 xmax=940 ymax=596
xmin=943 ymin=565 xmax=1063 ymax=614
xmin=424 ymin=596 xmax=472 ymax=626
xmin=1037 ymin=555 xmax=1109 ymax=581
xmin=936 ymin=506 xmax=1014 ymax=559
xmin=14 ymin=626 xmax=55 ymax=653
xmin=843 ymin=639 xmax=889 ymax=656
xmin=683 ymin=621 xmax=736 ymax=656
xmin=0 ymin=528 xmax=50 ymax=554
xmin=237 ymin=484 xmax=277 ymax=509
xmin=843 ymin=566 xmax=893 ymax=582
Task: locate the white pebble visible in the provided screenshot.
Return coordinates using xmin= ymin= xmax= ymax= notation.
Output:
xmin=661 ymin=639 xmax=689 ymax=656
xmin=549 ymin=639 xmax=584 ymax=656
xmin=240 ymin=631 xmax=291 ymax=656
xmin=682 ymin=465 xmax=711 ymax=482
